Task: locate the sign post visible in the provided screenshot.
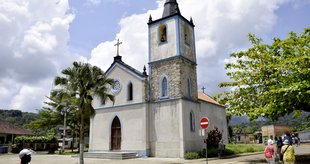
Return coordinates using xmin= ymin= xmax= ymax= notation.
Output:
xmin=200 ymin=117 xmax=209 ymax=164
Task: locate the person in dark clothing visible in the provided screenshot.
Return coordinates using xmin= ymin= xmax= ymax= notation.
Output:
xmin=284 ymin=132 xmax=293 ymax=145
xmin=276 ymin=136 xmax=283 ymax=162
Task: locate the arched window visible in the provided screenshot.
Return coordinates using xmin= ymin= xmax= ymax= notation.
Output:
xmin=127 ymin=82 xmax=133 ymax=101
xmin=159 ymin=24 xmax=167 ymax=43
xmin=187 ymin=78 xmax=192 ymax=98
xmin=190 ymin=111 xmax=195 ymax=132
xmin=160 ymin=76 xmax=168 ymax=98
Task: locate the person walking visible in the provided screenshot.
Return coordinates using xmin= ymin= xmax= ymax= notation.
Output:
xmin=264 ymin=139 xmax=276 ymax=164
xmin=281 ymin=139 xmax=295 ymax=164
xmin=276 ymin=137 xmax=284 ymax=162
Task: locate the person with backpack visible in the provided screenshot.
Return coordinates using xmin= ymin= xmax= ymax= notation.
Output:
xmin=281 ymin=139 xmax=295 ymax=164
xmin=264 ymin=139 xmax=276 ymax=164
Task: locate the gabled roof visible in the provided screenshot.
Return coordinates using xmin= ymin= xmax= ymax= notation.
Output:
xmin=105 ymin=55 xmax=147 ymax=79
xmin=198 ymin=92 xmax=224 ymax=107
xmin=0 ymin=119 xmax=33 ymax=135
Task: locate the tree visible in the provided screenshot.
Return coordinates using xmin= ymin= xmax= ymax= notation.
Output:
xmin=217 ymin=28 xmax=310 ymax=120
xmin=53 ymin=61 xmax=114 ymax=164
xmin=45 ymin=92 xmax=78 ymax=153
xmin=26 ymin=108 xmax=62 ymax=135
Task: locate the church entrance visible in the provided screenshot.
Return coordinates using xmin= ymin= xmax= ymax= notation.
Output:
xmin=111 ymin=116 xmax=121 ymax=150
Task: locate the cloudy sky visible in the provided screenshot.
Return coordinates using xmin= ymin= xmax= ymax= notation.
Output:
xmin=1 ymin=0 xmax=309 ymax=113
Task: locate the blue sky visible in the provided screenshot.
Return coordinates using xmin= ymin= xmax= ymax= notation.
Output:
xmin=69 ymin=0 xmax=158 ymax=55
xmin=0 ymin=0 xmax=309 ymax=112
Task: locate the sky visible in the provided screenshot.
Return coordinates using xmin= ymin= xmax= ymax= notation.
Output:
xmin=0 ymin=0 xmax=309 ymax=113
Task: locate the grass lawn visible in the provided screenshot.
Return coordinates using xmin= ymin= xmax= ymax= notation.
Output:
xmin=225 ymin=144 xmax=265 ymax=155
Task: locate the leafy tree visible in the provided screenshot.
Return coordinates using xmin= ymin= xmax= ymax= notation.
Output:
xmin=53 ymin=61 xmax=114 ymax=164
xmin=217 ymin=28 xmax=310 ymax=120
xmin=26 ymin=108 xmax=61 ymax=135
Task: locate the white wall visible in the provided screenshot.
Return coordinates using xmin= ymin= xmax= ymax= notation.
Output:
xmin=89 ymin=103 xmax=149 ymax=152
xmin=181 ymin=99 xmax=228 ymax=153
xmin=92 ymin=64 xmax=146 ymax=108
xmin=149 ymin=99 xmax=183 ymax=157
xmin=149 ymin=18 xmax=177 ymax=62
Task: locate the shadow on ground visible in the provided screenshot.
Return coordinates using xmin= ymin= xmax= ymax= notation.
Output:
xmin=241 ymin=154 xmax=310 ymax=164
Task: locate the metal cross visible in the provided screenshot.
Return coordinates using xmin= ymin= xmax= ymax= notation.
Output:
xmin=114 ymin=39 xmax=122 ymax=56
xmin=202 ymin=86 xmax=206 ymax=93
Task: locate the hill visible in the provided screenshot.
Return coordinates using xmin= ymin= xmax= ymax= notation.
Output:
xmin=0 ymin=109 xmax=38 ymax=128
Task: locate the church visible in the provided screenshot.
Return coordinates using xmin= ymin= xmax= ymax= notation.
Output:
xmin=89 ymin=0 xmax=228 ymax=158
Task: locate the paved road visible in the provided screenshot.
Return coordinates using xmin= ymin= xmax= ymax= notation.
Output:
xmin=1 ymin=144 xmax=309 ymax=164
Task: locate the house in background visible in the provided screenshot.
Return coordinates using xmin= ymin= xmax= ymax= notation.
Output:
xmin=297 ymin=130 xmax=310 ymax=143
xmin=261 ymin=124 xmax=291 ymax=144
xmin=0 ymin=119 xmax=33 ymax=153
xmin=0 ymin=119 xmax=33 ymax=144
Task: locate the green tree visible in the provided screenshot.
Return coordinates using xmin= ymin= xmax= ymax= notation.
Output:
xmin=218 ymin=28 xmax=310 ymax=120
xmin=53 ymin=61 xmax=114 ymax=164
xmin=26 ymin=108 xmax=61 ymax=135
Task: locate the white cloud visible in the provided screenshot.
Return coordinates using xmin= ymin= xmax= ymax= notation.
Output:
xmin=89 ymin=0 xmax=289 ymax=96
xmin=0 ymin=0 xmax=76 ymax=112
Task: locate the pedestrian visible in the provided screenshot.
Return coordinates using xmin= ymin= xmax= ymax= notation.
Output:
xmin=276 ymin=136 xmax=283 ymax=162
xmin=281 ymin=139 xmax=295 ymax=164
xmin=284 ymin=132 xmax=293 ymax=145
xmin=264 ymin=139 xmax=275 ymax=164
xmin=218 ymin=139 xmax=225 ymax=158
xmin=19 ymin=149 xmax=33 ymax=164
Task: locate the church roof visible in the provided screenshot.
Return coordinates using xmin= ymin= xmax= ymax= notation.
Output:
xmin=197 ymin=92 xmax=224 ymax=107
xmin=0 ymin=119 xmax=33 ymax=135
xmin=105 ymin=55 xmax=147 ymax=79
xmin=162 ymin=0 xmax=181 ymax=18
xmin=148 ymin=0 xmax=194 ymax=27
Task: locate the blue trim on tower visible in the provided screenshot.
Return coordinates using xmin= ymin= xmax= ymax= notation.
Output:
xmin=148 ymin=24 xmax=152 ymax=101
xmin=175 ymin=16 xmax=180 ymax=56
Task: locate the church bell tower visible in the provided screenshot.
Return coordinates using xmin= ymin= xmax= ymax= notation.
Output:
xmin=148 ymin=0 xmax=197 ymax=101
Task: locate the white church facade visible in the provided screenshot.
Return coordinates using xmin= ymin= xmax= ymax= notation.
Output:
xmin=89 ymin=0 xmax=228 ymax=158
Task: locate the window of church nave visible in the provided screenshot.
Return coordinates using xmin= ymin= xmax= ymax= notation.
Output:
xmin=184 ymin=26 xmax=191 ymax=46
xmin=160 ymin=76 xmax=168 ymax=98
xmin=127 ymin=82 xmax=133 ymax=101
xmin=159 ymin=24 xmax=167 ymax=43
xmin=190 ymin=111 xmax=195 ymax=132
xmin=187 ymin=78 xmax=192 ymax=98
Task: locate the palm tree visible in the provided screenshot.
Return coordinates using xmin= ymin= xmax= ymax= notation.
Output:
xmin=53 ymin=61 xmax=114 ymax=164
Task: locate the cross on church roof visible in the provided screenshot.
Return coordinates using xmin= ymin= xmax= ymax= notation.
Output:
xmin=202 ymin=86 xmax=206 ymax=93
xmin=114 ymin=39 xmax=122 ymax=56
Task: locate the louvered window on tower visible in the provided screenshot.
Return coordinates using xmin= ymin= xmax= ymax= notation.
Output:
xmin=159 ymin=24 xmax=167 ymax=43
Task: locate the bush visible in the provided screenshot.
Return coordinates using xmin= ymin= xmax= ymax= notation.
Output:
xmin=13 ymin=135 xmax=58 ymax=153
xmin=206 ymin=128 xmax=222 ymax=149
xmin=184 ymin=152 xmax=200 ymax=160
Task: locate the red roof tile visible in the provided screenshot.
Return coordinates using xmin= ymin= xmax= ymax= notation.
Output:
xmin=0 ymin=119 xmax=33 ymax=135
xmin=198 ymin=92 xmax=224 ymax=107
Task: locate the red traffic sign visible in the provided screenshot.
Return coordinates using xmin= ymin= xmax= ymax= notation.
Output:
xmin=200 ymin=117 xmax=209 ymax=129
